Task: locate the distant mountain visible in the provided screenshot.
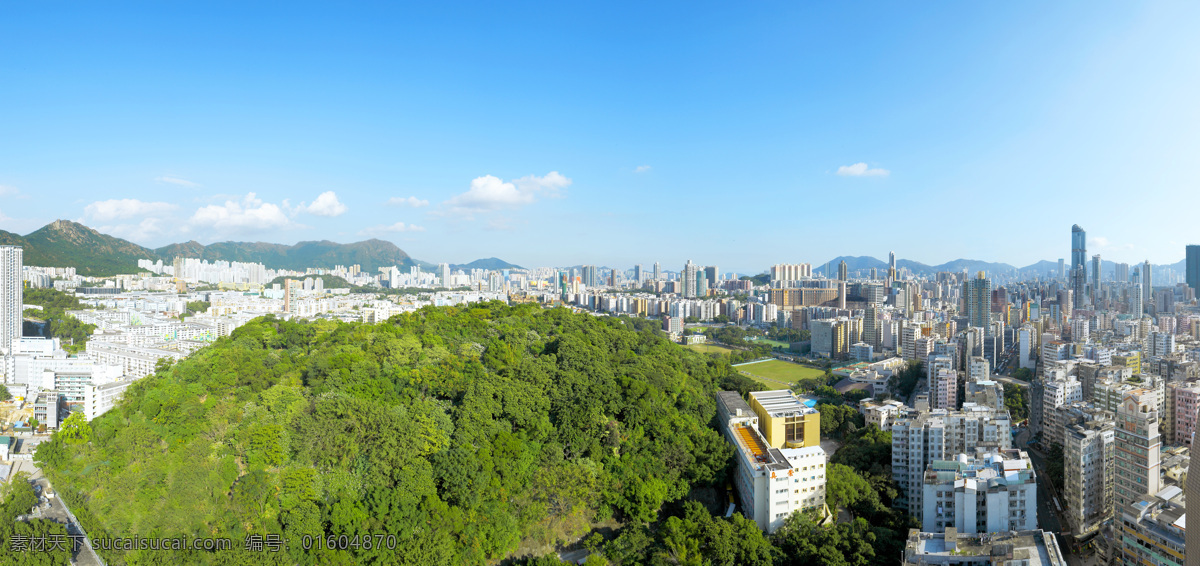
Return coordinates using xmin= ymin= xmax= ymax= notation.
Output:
xmin=451 ymin=257 xmax=523 ymax=271
xmin=2 ymin=220 xmax=427 ymax=276
xmin=7 ymin=220 xmax=156 ymax=276
xmin=154 ymin=239 xmax=421 ymax=272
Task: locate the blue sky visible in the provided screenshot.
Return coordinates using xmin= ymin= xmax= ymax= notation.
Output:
xmin=1 ymin=2 xmax=1198 ymax=272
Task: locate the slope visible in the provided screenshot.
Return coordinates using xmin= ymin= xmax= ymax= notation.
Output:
xmin=35 ymin=304 xmax=744 ymax=565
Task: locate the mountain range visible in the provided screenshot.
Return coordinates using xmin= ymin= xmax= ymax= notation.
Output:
xmin=0 ymin=220 xmax=516 ymax=277
xmin=812 ymin=254 xmax=1187 ymax=279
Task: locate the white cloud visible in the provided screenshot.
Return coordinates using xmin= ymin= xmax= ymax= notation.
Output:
xmin=360 ymin=222 xmax=425 ymax=235
xmin=443 ymin=171 xmax=571 ymax=217
xmin=302 ymin=191 xmax=348 ymax=217
xmin=190 ymin=193 xmax=292 ymax=232
xmin=0 ymin=185 xmax=20 ymax=197
xmin=84 ymin=199 xmax=178 ymax=222
xmin=635 ymin=165 xmax=652 ymax=173
xmin=387 ymin=196 xmax=430 ymax=207
xmin=154 ymin=176 xmax=201 ymax=188
xmin=1092 ymin=236 xmax=1110 ymax=247
xmin=836 ymin=162 xmax=890 ymax=177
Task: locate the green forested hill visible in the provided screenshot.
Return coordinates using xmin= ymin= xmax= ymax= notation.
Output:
xmin=32 ymin=304 xmax=763 ymax=565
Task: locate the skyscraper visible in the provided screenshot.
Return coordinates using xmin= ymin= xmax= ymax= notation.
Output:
xmin=964 ymin=271 xmax=992 ymax=331
xmin=437 ymin=262 xmax=451 ymax=288
xmin=633 ymin=264 xmax=643 ymax=284
xmin=653 ymin=262 xmax=662 ymax=282
xmin=704 ymin=266 xmax=718 ymax=289
xmin=683 ymin=260 xmax=698 ymax=298
xmin=1143 ymin=259 xmax=1152 ymax=306
xmin=888 ymin=251 xmax=897 ymax=280
xmin=0 ymin=245 xmax=22 ymax=354
xmin=1187 ymin=245 xmax=1200 ymax=298
xmin=1091 ymin=255 xmax=1101 ymax=305
xmin=837 ymin=260 xmax=848 ymax=282
xmin=1071 ymin=225 xmax=1087 ymax=309
xmin=1058 ymin=258 xmax=1065 ymax=281
xmin=582 ymin=265 xmax=597 ymax=287
xmin=1131 ymin=269 xmax=1144 ymax=315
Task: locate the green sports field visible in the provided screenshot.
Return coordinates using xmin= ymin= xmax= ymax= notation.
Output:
xmin=687 ymin=343 xmax=737 ymax=355
xmin=735 ymin=359 xmax=825 ymax=388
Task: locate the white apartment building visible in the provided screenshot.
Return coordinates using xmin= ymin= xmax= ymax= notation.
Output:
xmin=921 ymin=449 xmax=1038 ymax=534
xmin=0 ymin=245 xmax=21 ymax=355
xmin=717 ymin=391 xmax=828 ymax=533
xmin=891 ymin=405 xmax=1013 ymax=518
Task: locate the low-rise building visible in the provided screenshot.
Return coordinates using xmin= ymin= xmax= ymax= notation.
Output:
xmin=902 ymin=528 xmax=1067 ymax=565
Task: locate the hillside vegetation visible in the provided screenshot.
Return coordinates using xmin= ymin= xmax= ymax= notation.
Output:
xmin=34 ymin=304 xmax=756 ymax=565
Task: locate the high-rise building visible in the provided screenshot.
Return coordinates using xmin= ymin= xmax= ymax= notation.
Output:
xmin=716 ymin=392 xmax=828 ymax=534
xmin=920 ymin=448 xmax=1037 ymax=534
xmin=1118 ymin=487 xmax=1186 ymax=566
xmin=1063 ymin=419 xmax=1115 ymax=537
xmin=837 ymin=261 xmax=848 ymax=281
xmin=963 ymin=271 xmax=991 ymax=331
xmin=704 ymin=266 xmax=718 ymax=289
xmin=1144 ymin=259 xmax=1153 ymax=306
xmin=1058 ymin=258 xmax=1066 ymax=281
xmin=888 ymin=251 xmax=897 ymax=280
xmin=1091 ymin=254 xmax=1101 ymax=305
xmin=1116 ymin=262 xmax=1130 ymax=283
xmin=1187 ymin=245 xmax=1200 ymax=298
xmin=682 ymin=260 xmax=699 ymax=298
xmin=437 ymin=262 xmax=451 ymax=288
xmin=863 ymin=304 xmax=881 ymax=350
xmin=1114 ymin=389 xmax=1162 ymax=513
xmin=1131 ymin=269 xmax=1144 ymax=315
xmin=890 ymin=405 xmax=1013 ymax=517
xmin=652 ymin=262 xmax=662 ymax=282
xmin=1072 ymin=225 xmax=1087 ymax=309
xmin=633 ymin=264 xmax=643 ymax=284
xmin=0 ymin=245 xmax=22 ymax=354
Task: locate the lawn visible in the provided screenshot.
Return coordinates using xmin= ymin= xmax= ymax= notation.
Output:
xmin=754 ymin=338 xmax=791 ymax=349
xmin=687 ymin=343 xmax=737 ymax=355
xmin=735 ymin=359 xmax=825 ymax=388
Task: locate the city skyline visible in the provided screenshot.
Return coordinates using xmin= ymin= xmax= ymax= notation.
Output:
xmin=3 ymin=2 xmax=1200 ymax=269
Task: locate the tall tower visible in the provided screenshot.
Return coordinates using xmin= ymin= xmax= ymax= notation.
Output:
xmin=437 ymin=263 xmax=451 ymax=288
xmin=1091 ymin=254 xmax=1101 ymax=306
xmin=1071 ymin=225 xmax=1087 ymax=309
xmin=1058 ymin=258 xmax=1065 ymax=281
xmin=683 ymin=260 xmax=698 ymax=298
xmin=653 ymin=262 xmax=662 ymax=282
xmin=0 ymin=245 xmax=22 ymax=354
xmin=837 ymin=260 xmax=848 ymax=282
xmin=1131 ymin=269 xmax=1143 ymax=316
xmin=888 ymin=251 xmax=897 ymax=280
xmin=1187 ymin=245 xmax=1200 ymax=298
xmin=1143 ymin=259 xmax=1152 ymax=306
xmin=964 ymin=271 xmax=992 ymax=331
xmin=634 ymin=264 xmax=643 ymax=284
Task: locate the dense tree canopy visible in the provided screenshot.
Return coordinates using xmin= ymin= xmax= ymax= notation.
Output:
xmin=35 ymin=304 xmax=748 ymax=565
xmin=21 ymin=288 xmax=94 ymax=353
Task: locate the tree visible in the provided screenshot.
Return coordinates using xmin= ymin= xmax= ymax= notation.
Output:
xmin=1011 ymin=367 xmax=1034 ymax=382
xmin=0 ymin=384 xmax=10 ymax=401
xmin=772 ymin=513 xmax=876 ymax=566
xmin=56 ymin=411 xmax=92 ymax=444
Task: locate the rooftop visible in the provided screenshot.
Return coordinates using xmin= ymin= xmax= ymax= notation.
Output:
xmin=905 ymin=529 xmax=1066 ymax=565
xmin=749 ymin=390 xmax=818 ymax=418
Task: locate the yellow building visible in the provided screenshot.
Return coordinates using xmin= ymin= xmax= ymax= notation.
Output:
xmin=748 ymin=390 xmax=821 ymax=449
xmin=1114 ymin=352 xmax=1142 ymax=376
